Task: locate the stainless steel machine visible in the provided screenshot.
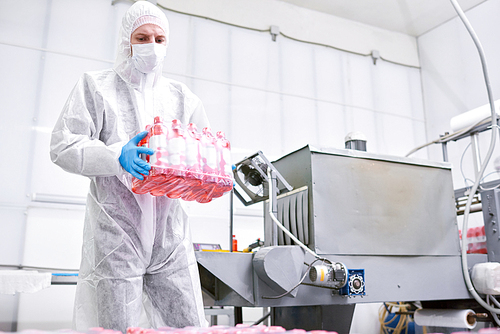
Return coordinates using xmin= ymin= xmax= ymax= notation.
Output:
xmin=196 ymin=145 xmax=490 ymax=333
xmin=195 ymin=1 xmax=500 ymax=331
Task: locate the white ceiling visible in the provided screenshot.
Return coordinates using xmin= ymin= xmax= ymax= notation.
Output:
xmin=279 ymin=0 xmax=487 ymax=37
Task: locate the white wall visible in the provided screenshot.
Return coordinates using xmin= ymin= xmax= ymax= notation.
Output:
xmin=0 ymin=0 xmax=427 ymax=331
xmin=157 ymin=0 xmax=420 ymax=68
xmin=418 ymin=0 xmax=500 ymax=229
xmin=0 ymin=0 xmax=126 ymax=330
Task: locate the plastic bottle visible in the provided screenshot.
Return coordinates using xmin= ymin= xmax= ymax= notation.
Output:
xmin=214 ymin=131 xmax=233 ymax=197
xmin=201 ymin=127 xmax=218 ymax=181
xmin=132 ymin=122 xmax=166 ymax=194
xmin=476 ymin=226 xmax=487 ymax=254
xmin=185 ymin=123 xmax=203 ymax=183
xmin=167 ymin=119 xmax=186 ymax=175
xmin=196 ymin=127 xmax=218 ymax=203
xmin=166 ymin=119 xmax=187 ymax=198
xmin=465 ymin=226 xmax=487 ymax=254
xmin=138 ymin=124 xmax=152 ymax=163
xmin=263 ymin=326 xmax=286 ymax=332
xmin=149 ymin=117 xmax=168 ymax=169
xmin=126 ymin=328 xmax=144 ymax=334
xmin=132 ymin=130 xmax=149 ymax=194
xmin=232 ymin=235 xmax=237 ymax=251
xmin=467 ymin=228 xmax=474 ymax=254
xmin=215 ymin=131 xmax=232 ymax=177
xmin=182 ymin=123 xmax=205 ymax=201
xmin=144 ymin=117 xmax=170 ymax=194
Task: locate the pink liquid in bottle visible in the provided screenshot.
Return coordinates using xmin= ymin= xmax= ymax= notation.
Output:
xmin=185 ymin=123 xmax=203 ymax=186
xmin=132 ymin=124 xmax=155 ymax=194
xmin=148 ymin=117 xmax=172 ymax=195
xmin=132 ymin=174 xmax=164 ymax=195
xmin=215 ymin=131 xmax=233 ymax=196
xmin=149 ymin=117 xmax=169 ymax=169
xmin=167 ymin=119 xmax=186 ymax=175
xmin=138 ymin=124 xmax=152 ymax=162
xmin=201 ymin=128 xmax=218 ymax=182
xmin=182 ymin=123 xmax=206 ymax=201
xmin=166 ymin=119 xmax=187 ymax=198
xmin=198 ymin=127 xmax=218 ymax=202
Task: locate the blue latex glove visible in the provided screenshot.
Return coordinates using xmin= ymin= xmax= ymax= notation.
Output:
xmin=119 ymin=131 xmax=154 ymax=180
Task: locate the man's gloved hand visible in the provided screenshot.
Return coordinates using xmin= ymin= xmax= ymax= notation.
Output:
xmin=119 ymin=131 xmax=154 ymax=180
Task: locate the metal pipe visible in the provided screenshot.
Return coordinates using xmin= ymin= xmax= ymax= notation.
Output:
xmin=470 ymin=133 xmax=482 ymax=178
xmin=457 ymin=203 xmax=483 ymax=216
xmin=230 ymin=189 xmax=234 ymax=252
xmin=271 ymin=171 xmax=278 ymax=246
xmin=441 ymin=133 xmax=449 ymax=162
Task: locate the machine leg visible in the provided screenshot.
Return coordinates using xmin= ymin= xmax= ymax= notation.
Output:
xmin=271 ymin=305 xmax=355 ymax=333
xmin=481 ymin=189 xmax=500 ymax=262
xmin=234 ymin=306 xmax=243 ymax=324
xmin=0 ymin=294 xmax=19 ymax=332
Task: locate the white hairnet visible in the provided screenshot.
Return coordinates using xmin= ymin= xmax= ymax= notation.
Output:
xmin=114 ymin=1 xmax=170 ymax=91
xmin=131 ymin=15 xmax=167 ymax=37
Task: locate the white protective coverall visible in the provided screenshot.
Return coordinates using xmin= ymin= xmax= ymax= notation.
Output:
xmin=50 ymin=1 xmax=209 ymax=332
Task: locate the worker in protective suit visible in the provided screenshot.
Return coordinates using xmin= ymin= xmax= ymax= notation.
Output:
xmin=50 ymin=1 xmax=209 ymax=332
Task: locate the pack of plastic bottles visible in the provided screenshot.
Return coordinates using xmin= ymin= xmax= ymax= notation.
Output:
xmin=131 ymin=117 xmax=233 ymax=203
xmin=127 ymin=325 xmax=287 ymax=334
xmin=459 ymin=226 xmax=488 ymax=254
xmin=126 ymin=325 xmax=338 ymax=334
xmin=0 ymin=325 xmax=340 ymax=334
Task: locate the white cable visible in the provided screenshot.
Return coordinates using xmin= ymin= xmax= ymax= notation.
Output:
xmin=487 ymin=296 xmax=500 ymax=326
xmin=489 ymin=295 xmax=500 ymax=308
xmin=405 ymin=116 xmax=492 ymax=157
xmin=267 ymin=169 xmax=320 ymax=259
xmin=448 ymin=0 xmax=500 ymax=315
xmin=492 ymin=311 xmax=500 ymax=327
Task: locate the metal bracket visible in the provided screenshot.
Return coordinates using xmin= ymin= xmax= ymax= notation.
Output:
xmin=233 ymin=151 xmax=292 ymax=206
xmin=371 ymin=50 xmax=380 ymax=65
xmin=270 ymin=25 xmax=280 ymax=42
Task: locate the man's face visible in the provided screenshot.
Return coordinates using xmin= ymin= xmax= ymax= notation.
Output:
xmin=130 ymin=23 xmax=166 ymax=45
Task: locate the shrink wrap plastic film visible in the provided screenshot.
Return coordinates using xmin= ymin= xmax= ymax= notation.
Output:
xmin=0 ymin=325 xmax=338 ymax=334
xmin=129 ymin=326 xmax=330 ymax=334
xmin=0 ymin=270 xmax=51 ymax=294
xmin=464 ymin=226 xmax=488 ymax=254
xmin=449 ymin=99 xmax=500 ymax=132
xmin=132 ymin=117 xmax=233 ymax=203
xmin=471 ymin=262 xmax=500 ymax=295
xmin=414 ymin=309 xmax=476 ymax=329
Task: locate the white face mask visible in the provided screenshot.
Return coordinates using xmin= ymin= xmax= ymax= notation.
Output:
xmin=131 ymin=43 xmax=167 ymax=74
